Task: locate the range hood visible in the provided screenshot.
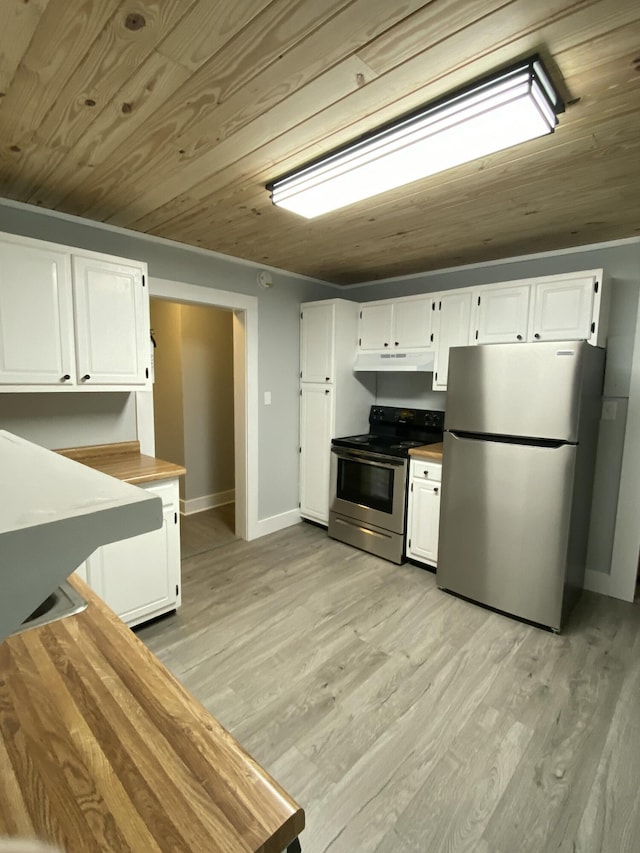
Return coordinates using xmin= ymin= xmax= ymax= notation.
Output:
xmin=353 ymin=350 xmax=435 ymax=372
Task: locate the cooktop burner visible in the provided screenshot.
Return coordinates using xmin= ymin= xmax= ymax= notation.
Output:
xmin=332 ymin=406 xmax=444 ymax=458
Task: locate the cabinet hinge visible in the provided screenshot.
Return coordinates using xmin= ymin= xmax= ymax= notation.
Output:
xmin=438 ymin=300 xmax=442 ymax=310
xmin=435 ymin=372 xmax=438 ymax=381
xmin=475 ymin=330 xmax=478 ymax=340
xmin=176 ymin=584 xmax=179 ymax=596
xmin=410 ymin=483 xmax=413 ymax=492
xmin=594 ymin=280 xmax=599 ymax=294
xmin=174 ymin=512 xmax=177 ymax=524
xmin=300 ymin=389 xmax=302 ymax=396
xmin=432 ymin=302 xmax=436 ymax=311
xmin=408 ymin=539 xmax=411 ymax=548
xmin=591 ymin=321 xmax=596 ymax=333
xmin=299 ymin=446 xmax=302 ymax=453
xmin=430 ymin=332 xmax=434 ymax=343
xmin=142 ymin=274 xmax=146 ymax=287
xmin=299 ymin=370 xmax=302 ymax=379
xmin=145 ymin=367 xmax=149 ymax=379
xmin=358 ymin=337 xmax=361 ymax=346
xmin=477 ymin=296 xmax=481 ymax=306
xmin=359 ymin=310 xmax=362 ymax=319
xmin=300 ymin=311 xmax=303 ymax=319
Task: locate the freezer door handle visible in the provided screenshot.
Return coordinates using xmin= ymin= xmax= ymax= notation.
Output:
xmin=448 ymin=430 xmax=569 ymax=449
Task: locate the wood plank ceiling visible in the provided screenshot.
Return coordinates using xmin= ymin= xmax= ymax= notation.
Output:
xmin=1 ymin=0 xmax=639 ymax=284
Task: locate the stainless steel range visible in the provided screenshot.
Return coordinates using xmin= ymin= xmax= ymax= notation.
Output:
xmin=328 ymin=405 xmax=444 ymax=564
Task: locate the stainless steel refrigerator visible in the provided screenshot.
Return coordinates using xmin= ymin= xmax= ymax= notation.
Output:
xmin=437 ymin=340 xmax=604 ymax=632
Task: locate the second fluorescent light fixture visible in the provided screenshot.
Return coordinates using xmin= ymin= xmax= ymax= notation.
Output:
xmin=267 ymin=55 xmax=563 ymax=218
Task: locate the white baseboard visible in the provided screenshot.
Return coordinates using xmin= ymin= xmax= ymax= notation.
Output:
xmin=584 ymin=569 xmax=612 ymax=596
xmin=180 ymin=490 xmax=235 ymax=516
xmin=248 ymin=509 xmax=302 ymax=540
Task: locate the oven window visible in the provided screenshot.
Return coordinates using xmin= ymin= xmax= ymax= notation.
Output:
xmin=336 ymin=457 xmax=395 ymax=513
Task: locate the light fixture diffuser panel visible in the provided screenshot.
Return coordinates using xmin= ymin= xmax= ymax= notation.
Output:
xmin=268 ymin=55 xmax=562 ymax=218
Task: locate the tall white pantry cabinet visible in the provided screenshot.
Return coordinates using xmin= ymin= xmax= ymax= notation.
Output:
xmin=299 ymin=300 xmax=374 ymax=524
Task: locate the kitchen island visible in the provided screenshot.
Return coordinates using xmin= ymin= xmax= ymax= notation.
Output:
xmin=0 ymin=576 xmax=305 ymax=852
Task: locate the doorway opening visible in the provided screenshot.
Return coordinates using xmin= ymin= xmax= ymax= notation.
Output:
xmin=150 ymin=298 xmax=236 ymax=556
xmin=136 ymin=277 xmax=259 ymax=542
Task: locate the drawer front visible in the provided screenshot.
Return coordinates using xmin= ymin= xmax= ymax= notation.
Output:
xmin=410 ymin=459 xmax=442 ymax=482
xmin=139 ymin=478 xmax=178 ymax=509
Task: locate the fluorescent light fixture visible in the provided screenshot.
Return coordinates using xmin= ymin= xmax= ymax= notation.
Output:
xmin=267 ymin=55 xmax=563 ymax=218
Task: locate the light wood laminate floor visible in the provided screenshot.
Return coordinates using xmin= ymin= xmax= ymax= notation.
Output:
xmin=137 ymin=521 xmax=640 ymax=853
xmin=180 ymin=504 xmax=236 ymax=559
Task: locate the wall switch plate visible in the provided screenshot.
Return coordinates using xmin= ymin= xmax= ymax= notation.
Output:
xmin=602 ymin=400 xmax=617 ymax=421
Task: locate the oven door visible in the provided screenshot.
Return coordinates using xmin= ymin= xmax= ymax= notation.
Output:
xmin=330 ymin=447 xmax=408 ymax=534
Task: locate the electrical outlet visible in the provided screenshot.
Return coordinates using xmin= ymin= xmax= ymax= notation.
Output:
xmin=264 ymin=391 xmax=272 ymax=405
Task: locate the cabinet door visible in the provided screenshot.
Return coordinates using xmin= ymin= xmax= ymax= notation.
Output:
xmin=406 ymin=478 xmax=441 ymax=565
xmin=300 ymin=302 xmax=335 ymax=383
xmin=359 ymin=303 xmax=393 ymax=350
xmin=72 ymin=256 xmax=148 ymax=385
xmin=393 ymin=297 xmax=433 ymax=348
xmin=300 ymin=384 xmax=334 ymax=524
xmin=476 ymin=284 xmax=530 ymax=344
xmin=91 ymin=503 xmax=179 ymax=626
xmin=530 ymin=276 xmax=596 ymax=342
xmin=0 ymin=241 xmax=75 ymax=385
xmin=433 ymin=291 xmax=474 ymax=390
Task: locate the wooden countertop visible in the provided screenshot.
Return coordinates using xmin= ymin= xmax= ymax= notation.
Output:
xmin=0 ymin=576 xmax=305 ymax=852
xmin=56 ymin=441 xmax=187 ymax=484
xmin=409 ymin=441 xmax=444 ymax=461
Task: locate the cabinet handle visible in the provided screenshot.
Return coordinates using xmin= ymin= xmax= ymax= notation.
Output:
xmin=325 ymin=376 xmax=330 ymax=381
xmin=325 ymin=389 xmax=330 ymax=395
xmin=423 ymin=470 xmax=429 ymax=477
xmin=394 ymin=341 xmax=399 ymax=346
xmin=434 ymin=487 xmax=439 ymax=494
xmin=516 ymin=334 xmax=522 ymax=341
xmin=384 ymin=342 xmax=389 ymax=347
xmin=534 ymin=333 xmax=541 ymax=340
xmin=81 ymin=374 xmax=91 ymax=381
xmin=61 ymin=374 xmax=71 ymax=381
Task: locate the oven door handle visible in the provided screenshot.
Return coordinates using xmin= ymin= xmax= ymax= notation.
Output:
xmin=331 ymin=448 xmax=406 ymax=468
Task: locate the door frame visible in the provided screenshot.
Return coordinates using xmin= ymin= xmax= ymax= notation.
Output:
xmin=135 ymin=277 xmax=258 ymax=541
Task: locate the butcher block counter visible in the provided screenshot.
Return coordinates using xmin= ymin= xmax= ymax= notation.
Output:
xmin=56 ymin=440 xmax=186 ymax=484
xmin=0 ymin=576 xmax=305 ymax=852
xmin=408 ymin=441 xmax=444 ymax=461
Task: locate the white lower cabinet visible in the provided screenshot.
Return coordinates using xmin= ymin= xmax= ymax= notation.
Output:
xmin=83 ymin=478 xmax=181 ymax=627
xmin=406 ymin=459 xmax=442 ymax=567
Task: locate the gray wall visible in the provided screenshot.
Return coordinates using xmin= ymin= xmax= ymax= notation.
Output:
xmin=180 ymin=303 xmax=234 ymax=504
xmin=0 ymin=392 xmax=136 ymax=449
xmin=349 ymin=244 xmax=640 ymax=578
xmin=0 ymin=200 xmax=336 ymax=522
xmin=149 ymin=299 xmax=185 ymax=468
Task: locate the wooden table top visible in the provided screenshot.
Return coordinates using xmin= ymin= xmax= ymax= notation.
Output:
xmin=0 ymin=576 xmax=304 ymax=852
xmin=56 ymin=440 xmax=187 ymax=484
xmin=408 ymin=441 xmax=444 ymax=461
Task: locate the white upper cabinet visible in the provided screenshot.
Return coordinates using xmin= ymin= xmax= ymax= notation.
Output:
xmin=0 ymin=241 xmax=76 ymax=385
xmin=393 ymin=297 xmax=433 ymax=348
xmin=358 ymin=296 xmax=432 ymax=350
xmin=0 ymin=233 xmax=150 ymax=391
xmin=475 ymin=284 xmax=531 ymax=344
xmin=73 ymin=256 xmax=148 ymax=385
xmin=432 ymin=290 xmax=474 ymax=390
xmin=529 ymin=274 xmax=600 ymax=343
xmin=300 ymin=301 xmax=335 ymax=383
xmin=359 ymin=302 xmax=394 ymax=350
